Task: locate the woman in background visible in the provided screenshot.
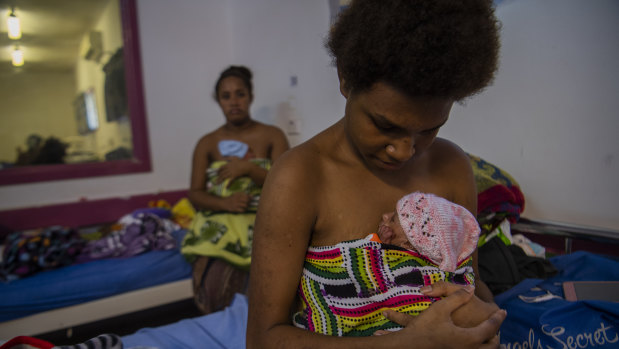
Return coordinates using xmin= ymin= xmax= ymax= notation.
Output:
xmin=182 ymin=65 xmax=289 ymax=314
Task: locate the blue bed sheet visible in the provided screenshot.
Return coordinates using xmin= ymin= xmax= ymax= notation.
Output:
xmin=0 ymin=230 xmax=191 ymax=323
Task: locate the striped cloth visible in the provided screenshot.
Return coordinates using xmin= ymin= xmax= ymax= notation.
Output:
xmin=293 ymin=238 xmax=474 ymax=336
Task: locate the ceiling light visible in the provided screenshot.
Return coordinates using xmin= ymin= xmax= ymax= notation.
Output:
xmin=12 ymin=46 xmax=24 ymax=67
xmin=8 ymin=8 xmax=22 ymax=40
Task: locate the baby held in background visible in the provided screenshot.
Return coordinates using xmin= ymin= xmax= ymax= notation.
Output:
xmin=371 ymin=192 xmax=497 ymax=329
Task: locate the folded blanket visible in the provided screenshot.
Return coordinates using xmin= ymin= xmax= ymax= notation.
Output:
xmin=76 ymin=212 xmax=178 ymax=263
xmin=181 ymin=159 xmax=270 ymax=268
xmin=468 ymin=154 xmax=525 ymax=236
xmin=292 ymin=238 xmax=474 ymax=336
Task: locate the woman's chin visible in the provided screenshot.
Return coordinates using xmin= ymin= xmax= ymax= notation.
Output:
xmin=227 ymin=115 xmax=251 ymax=127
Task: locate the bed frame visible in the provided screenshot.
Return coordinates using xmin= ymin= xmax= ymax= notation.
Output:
xmin=0 ymin=279 xmax=192 ymax=339
xmin=0 ymin=189 xmax=196 ymax=341
xmin=512 ymin=217 xmax=619 ymax=257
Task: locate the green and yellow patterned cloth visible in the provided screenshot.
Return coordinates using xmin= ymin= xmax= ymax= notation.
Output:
xmin=181 ymin=159 xmax=271 ymax=269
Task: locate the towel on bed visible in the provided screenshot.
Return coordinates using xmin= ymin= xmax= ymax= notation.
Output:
xmin=292 ymin=238 xmax=474 ymax=336
xmin=181 ymin=159 xmax=270 ymax=268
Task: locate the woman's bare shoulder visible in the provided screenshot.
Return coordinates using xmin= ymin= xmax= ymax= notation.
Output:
xmin=257 ymin=121 xmax=284 ymax=133
xmin=428 ymin=138 xmax=471 ymax=170
xmin=265 ymin=124 xmax=342 ymax=193
xmin=428 ymin=138 xmax=476 ymax=211
xmin=272 ymin=140 xmax=321 ymax=172
xmin=248 ymin=122 xmax=285 ymax=143
xmin=194 ymin=130 xmax=221 ymax=151
xmin=248 ymin=121 xmax=279 ymax=135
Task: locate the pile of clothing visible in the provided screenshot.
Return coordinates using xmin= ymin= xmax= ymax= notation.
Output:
xmin=468 ymin=154 xmax=556 ymax=295
xmin=0 ymin=211 xmax=179 ymax=282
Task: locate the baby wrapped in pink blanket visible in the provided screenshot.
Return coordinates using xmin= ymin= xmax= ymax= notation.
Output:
xmin=293 ymin=192 xmax=498 ymax=336
xmin=375 ymin=192 xmax=479 ymax=272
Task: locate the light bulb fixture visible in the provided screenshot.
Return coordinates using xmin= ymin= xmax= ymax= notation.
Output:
xmin=12 ymin=46 xmax=24 ymax=67
xmin=8 ymin=8 xmax=22 ymax=40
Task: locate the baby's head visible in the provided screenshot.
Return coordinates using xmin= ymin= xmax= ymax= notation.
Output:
xmin=377 ymin=211 xmax=412 ymax=250
xmin=378 ymin=192 xmax=480 ymax=272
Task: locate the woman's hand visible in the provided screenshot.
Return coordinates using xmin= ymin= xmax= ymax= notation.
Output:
xmin=222 ymin=192 xmax=251 ymax=212
xmin=376 ymin=281 xmax=506 ymax=348
xmin=217 ymin=157 xmax=251 ymax=184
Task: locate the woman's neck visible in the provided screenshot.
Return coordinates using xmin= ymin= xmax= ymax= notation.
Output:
xmin=223 ymin=118 xmax=257 ymax=132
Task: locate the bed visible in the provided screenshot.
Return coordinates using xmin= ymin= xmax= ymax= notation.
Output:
xmin=124 ymin=155 xmax=619 ymax=348
xmin=0 ymin=190 xmax=194 ymax=340
xmin=115 ymin=156 xmax=618 ymax=348
xmin=3 ymin=160 xmax=619 ymax=348
xmin=116 ymin=220 xmax=619 ymax=349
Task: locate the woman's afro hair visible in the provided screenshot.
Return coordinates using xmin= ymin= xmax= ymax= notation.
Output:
xmin=327 ymin=0 xmax=500 ymax=101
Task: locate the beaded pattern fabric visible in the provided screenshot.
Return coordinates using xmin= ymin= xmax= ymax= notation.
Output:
xmin=292 ymin=238 xmax=474 ymax=336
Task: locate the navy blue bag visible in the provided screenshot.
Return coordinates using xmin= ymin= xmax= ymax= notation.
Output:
xmin=495 ymin=251 xmax=619 ymax=348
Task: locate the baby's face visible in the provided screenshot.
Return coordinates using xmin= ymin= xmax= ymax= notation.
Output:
xmin=377 ymin=211 xmax=409 ymax=247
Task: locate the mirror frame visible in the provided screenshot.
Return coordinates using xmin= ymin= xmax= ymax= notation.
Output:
xmin=0 ymin=0 xmax=151 ymax=186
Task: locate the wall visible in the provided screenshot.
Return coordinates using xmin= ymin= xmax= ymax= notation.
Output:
xmin=1 ymin=0 xmax=617 ymax=233
xmin=228 ymin=0 xmax=344 ymax=146
xmin=441 ymin=0 xmax=619 ymax=230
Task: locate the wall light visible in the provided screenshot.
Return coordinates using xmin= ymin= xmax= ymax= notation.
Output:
xmin=8 ymin=8 xmax=22 ymax=40
xmin=12 ymin=46 xmax=24 ymax=67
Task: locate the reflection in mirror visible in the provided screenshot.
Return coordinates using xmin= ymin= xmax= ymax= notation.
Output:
xmin=0 ymin=0 xmax=151 ymax=185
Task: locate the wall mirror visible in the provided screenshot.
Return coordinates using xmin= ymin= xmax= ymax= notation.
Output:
xmin=0 ymin=0 xmax=150 ymax=186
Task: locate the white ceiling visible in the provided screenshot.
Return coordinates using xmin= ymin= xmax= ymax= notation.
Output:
xmin=0 ymin=0 xmax=110 ymax=75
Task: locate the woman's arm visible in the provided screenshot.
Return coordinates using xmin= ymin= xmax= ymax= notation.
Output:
xmin=247 ymin=149 xmax=505 ymax=349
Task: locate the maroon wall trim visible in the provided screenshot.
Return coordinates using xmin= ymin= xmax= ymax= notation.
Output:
xmin=0 ymin=189 xmax=188 ymax=231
